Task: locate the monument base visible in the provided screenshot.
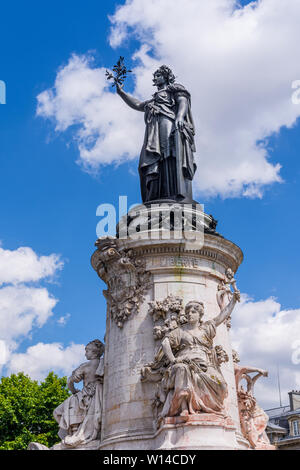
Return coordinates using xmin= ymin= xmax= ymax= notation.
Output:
xmin=28 ymin=440 xmax=101 ymax=451
xmin=51 ymin=440 xmax=101 ymax=450
xmin=99 ymin=415 xmax=250 ymax=450
xmin=90 ymin=204 xmax=274 ymax=452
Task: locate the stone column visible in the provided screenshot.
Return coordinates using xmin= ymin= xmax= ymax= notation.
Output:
xmin=91 ymin=225 xmax=251 ymax=449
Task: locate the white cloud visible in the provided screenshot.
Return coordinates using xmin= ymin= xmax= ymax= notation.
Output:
xmin=0 ymin=246 xmax=63 ymax=286
xmin=0 ymin=245 xmax=65 ymax=376
xmin=57 ymin=312 xmax=71 ymax=326
xmin=37 ymin=54 xmax=144 ymax=170
xmin=37 ymin=0 xmax=300 ymax=198
xmin=231 ymin=294 xmax=300 ymax=409
xmin=0 ymin=340 xmax=8 ymax=366
xmin=7 ymin=342 xmax=86 ymax=381
xmin=0 ymin=285 xmax=57 ymax=348
xmin=0 ymin=245 xmax=87 ymax=382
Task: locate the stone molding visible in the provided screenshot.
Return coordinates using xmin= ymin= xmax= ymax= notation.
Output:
xmin=92 ymin=234 xmax=243 ymax=278
xmin=98 ymin=414 xmax=241 ymax=450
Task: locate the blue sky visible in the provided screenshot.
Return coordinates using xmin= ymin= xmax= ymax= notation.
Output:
xmin=1 ymin=0 xmax=300 ymax=408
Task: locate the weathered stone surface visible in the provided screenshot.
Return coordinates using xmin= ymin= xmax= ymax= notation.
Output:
xmin=233 ymin=351 xmax=276 ymax=450
xmin=92 ymin=231 xmax=247 ymax=449
xmin=217 ymin=268 xmax=240 ymax=329
xmin=141 ymin=295 xmax=239 ymax=426
xmin=99 ymin=414 xmax=245 ymax=450
xmin=27 ymin=442 xmax=50 ymax=450
xmin=53 ymin=339 xmax=105 ymax=449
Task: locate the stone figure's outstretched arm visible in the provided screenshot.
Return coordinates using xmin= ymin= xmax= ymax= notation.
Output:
xmin=234 ymin=365 xmax=268 ymax=391
xmin=67 ymin=367 xmax=84 ymax=394
xmin=67 ymin=376 xmax=80 ymax=394
xmin=161 ymin=337 xmax=176 ymax=364
xmin=116 ymin=83 xmax=145 ymax=112
xmin=250 ymin=372 xmax=267 ymax=392
xmin=213 ymin=290 xmax=240 ymax=327
xmin=238 ymin=366 xmax=268 ymax=377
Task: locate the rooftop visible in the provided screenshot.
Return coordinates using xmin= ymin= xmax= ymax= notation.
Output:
xmin=265 ymin=405 xmax=290 ymax=419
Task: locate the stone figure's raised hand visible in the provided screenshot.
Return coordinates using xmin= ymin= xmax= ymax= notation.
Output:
xmin=175 ymin=118 xmax=184 ymax=132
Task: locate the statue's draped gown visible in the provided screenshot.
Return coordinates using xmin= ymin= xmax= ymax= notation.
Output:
xmin=53 ymin=358 xmax=104 ymax=447
xmin=139 ymin=83 xmax=197 ymax=203
xmin=160 ymin=320 xmax=228 ymax=417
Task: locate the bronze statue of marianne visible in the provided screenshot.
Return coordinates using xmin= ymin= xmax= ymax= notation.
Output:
xmin=116 ymin=65 xmax=197 ymax=204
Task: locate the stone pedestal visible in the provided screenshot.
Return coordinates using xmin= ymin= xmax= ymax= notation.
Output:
xmin=91 ymin=215 xmax=252 ymax=450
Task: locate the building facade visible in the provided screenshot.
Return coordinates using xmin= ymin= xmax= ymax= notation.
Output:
xmin=266 ymin=391 xmax=300 ymax=450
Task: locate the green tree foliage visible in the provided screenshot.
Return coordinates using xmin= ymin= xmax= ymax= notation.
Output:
xmin=0 ymin=372 xmax=70 ymax=450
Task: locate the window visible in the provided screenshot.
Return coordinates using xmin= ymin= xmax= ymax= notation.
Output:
xmin=292 ymin=420 xmax=300 ymax=436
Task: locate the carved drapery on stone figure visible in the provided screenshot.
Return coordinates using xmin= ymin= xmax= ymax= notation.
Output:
xmin=91 ymin=237 xmax=152 ymax=328
xmin=233 ymin=350 xmax=275 ymax=450
xmin=141 ymin=292 xmax=240 ymax=427
xmin=115 ymin=64 xmax=197 ymax=203
xmin=52 ymin=339 xmax=105 ymax=449
xmin=217 ymin=268 xmax=239 ymax=329
xmin=28 ymin=339 xmax=105 ymax=450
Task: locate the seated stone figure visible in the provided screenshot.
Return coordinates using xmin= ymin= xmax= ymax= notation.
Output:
xmin=53 ymin=339 xmax=105 ymax=448
xmin=142 ymin=293 xmax=240 ymax=424
xmin=159 ymin=298 xmax=238 ymax=418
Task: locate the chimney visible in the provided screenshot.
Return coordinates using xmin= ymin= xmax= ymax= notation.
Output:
xmin=288 ymin=391 xmax=300 ymax=411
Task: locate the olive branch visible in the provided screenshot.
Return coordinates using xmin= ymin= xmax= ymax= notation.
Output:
xmin=105 ymin=56 xmax=132 ymax=87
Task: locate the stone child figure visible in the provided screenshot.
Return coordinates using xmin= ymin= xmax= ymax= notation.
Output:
xmin=217 ymin=268 xmax=239 ymax=311
xmin=152 ymin=292 xmax=240 ymax=420
xmin=217 ymin=268 xmax=239 ymax=329
xmin=116 ymin=65 xmax=197 ymax=203
xmin=53 ymin=339 xmax=105 ymax=448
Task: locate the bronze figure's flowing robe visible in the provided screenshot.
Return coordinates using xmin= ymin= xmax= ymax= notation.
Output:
xmin=139 ymin=83 xmax=197 ymax=203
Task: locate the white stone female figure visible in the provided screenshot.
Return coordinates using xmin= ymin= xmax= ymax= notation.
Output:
xmin=53 ymin=339 xmax=105 ymax=448
xmin=159 ymin=292 xmax=240 ymax=418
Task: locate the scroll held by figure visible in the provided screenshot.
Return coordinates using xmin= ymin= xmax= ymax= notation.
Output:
xmin=53 ymin=339 xmax=105 ymax=449
xmin=141 ymin=291 xmax=240 ymax=427
xmin=109 ymin=61 xmax=197 ymax=203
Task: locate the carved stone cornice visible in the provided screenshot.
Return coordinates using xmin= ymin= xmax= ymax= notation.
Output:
xmin=114 ymin=234 xmax=243 ymax=273
xmin=91 ymin=234 xmax=243 ymax=328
